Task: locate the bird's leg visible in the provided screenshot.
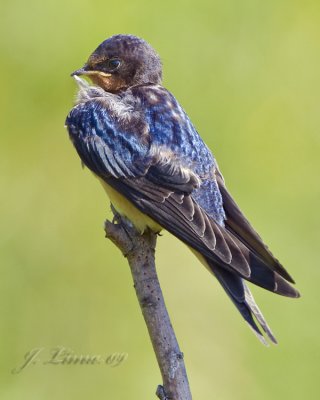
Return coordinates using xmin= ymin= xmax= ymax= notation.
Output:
xmin=106 ymin=203 xmax=135 ymax=257
xmin=110 ymin=203 xmax=122 ymax=224
xmin=110 ymin=203 xmax=135 ymax=239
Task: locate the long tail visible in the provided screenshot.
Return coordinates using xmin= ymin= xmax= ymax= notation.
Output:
xmin=208 ymin=260 xmax=277 ymax=345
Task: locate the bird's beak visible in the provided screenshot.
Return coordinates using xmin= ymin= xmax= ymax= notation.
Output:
xmin=71 ymin=66 xmax=111 ymax=78
xmin=71 ymin=67 xmax=86 ymax=76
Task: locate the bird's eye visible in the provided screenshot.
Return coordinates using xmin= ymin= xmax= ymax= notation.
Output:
xmin=106 ymin=58 xmax=121 ymax=71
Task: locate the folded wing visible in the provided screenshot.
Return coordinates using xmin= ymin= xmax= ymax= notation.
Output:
xmin=66 ymin=97 xmax=299 ymax=344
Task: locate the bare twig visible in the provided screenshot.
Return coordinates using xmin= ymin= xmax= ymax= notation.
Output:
xmin=104 ymin=213 xmax=192 ymax=400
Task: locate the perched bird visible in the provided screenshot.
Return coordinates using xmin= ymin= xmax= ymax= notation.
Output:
xmin=66 ymin=34 xmax=299 ymax=344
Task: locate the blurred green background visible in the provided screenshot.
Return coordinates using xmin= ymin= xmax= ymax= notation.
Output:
xmin=1 ymin=0 xmax=319 ymax=398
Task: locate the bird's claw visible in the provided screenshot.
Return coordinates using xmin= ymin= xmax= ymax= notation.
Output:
xmin=110 ymin=203 xmax=122 ymax=224
xmin=156 ymin=385 xmax=169 ymax=400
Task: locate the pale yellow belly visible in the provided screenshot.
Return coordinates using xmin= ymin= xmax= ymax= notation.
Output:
xmin=97 ymin=177 xmax=162 ymax=233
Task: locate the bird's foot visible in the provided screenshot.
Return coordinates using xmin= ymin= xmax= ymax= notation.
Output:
xmin=156 ymin=385 xmax=169 ymax=400
xmin=110 ymin=203 xmax=122 ymax=225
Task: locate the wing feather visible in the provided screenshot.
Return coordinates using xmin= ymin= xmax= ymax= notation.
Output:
xmin=215 ymin=168 xmax=295 ymax=283
xmin=107 ymin=176 xmax=297 ymax=287
xmin=66 ymin=97 xmax=299 ymax=298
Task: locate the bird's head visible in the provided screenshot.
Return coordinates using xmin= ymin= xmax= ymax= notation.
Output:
xmin=71 ymin=34 xmax=162 ymax=92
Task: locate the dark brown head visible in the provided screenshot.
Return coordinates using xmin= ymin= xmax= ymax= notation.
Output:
xmin=72 ymin=34 xmax=162 ymax=92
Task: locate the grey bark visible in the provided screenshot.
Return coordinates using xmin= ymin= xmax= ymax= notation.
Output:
xmin=104 ymin=213 xmax=192 ymax=400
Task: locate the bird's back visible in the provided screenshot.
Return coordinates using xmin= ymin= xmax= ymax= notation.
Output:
xmin=129 ymin=84 xmax=226 ymax=225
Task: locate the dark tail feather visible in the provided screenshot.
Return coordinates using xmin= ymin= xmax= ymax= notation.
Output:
xmin=245 ymin=252 xmax=300 ymax=298
xmin=208 ymin=260 xmax=277 ymax=345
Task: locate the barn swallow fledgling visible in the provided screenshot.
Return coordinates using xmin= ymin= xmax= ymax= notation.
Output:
xmin=66 ymin=34 xmax=299 ymax=344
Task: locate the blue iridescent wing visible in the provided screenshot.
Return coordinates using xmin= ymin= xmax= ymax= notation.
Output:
xmin=66 ymin=95 xmax=299 ymax=298
xmin=66 ymin=90 xmax=299 ymax=344
xmin=66 ymin=100 xmax=150 ymax=178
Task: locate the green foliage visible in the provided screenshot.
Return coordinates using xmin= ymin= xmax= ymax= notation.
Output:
xmin=1 ymin=0 xmax=319 ymax=398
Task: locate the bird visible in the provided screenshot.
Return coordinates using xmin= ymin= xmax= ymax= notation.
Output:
xmin=66 ymin=34 xmax=300 ymax=345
